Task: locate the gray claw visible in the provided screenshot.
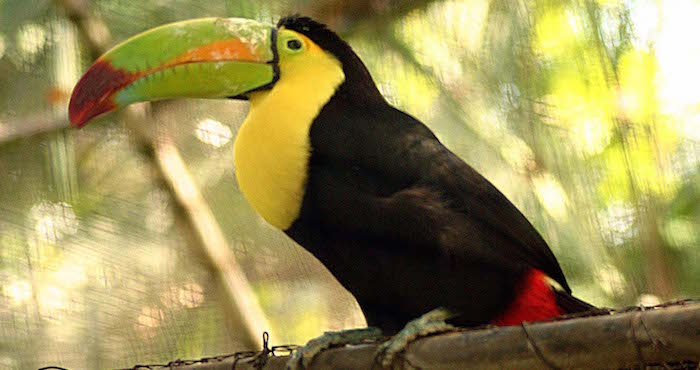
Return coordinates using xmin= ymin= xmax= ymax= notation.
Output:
xmin=375 ymin=308 xmax=456 ymax=368
xmin=285 ymin=327 xmax=383 ymax=370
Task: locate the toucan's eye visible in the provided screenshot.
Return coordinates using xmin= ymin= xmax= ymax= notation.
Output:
xmin=287 ymin=39 xmax=303 ymax=50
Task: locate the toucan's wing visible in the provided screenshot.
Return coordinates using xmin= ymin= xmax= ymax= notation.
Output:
xmin=304 ymin=99 xmax=571 ymax=293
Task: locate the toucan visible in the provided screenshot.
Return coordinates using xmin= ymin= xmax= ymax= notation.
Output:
xmin=69 ymin=15 xmax=593 ymax=366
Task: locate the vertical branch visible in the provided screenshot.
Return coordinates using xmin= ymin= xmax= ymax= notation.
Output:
xmin=48 ymin=18 xmax=81 ymax=203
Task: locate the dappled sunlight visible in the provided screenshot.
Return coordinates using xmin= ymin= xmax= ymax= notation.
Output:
xmin=136 ymin=306 xmax=165 ymax=338
xmin=663 ymin=218 xmax=698 ymax=252
xmin=4 ymin=280 xmax=32 ymax=306
xmin=38 ymin=285 xmax=68 ymax=319
xmin=617 ymin=49 xmax=658 ymax=124
xmin=544 ymin=63 xmax=614 ymax=132
xmin=656 ymin=0 xmax=700 ymax=113
xmin=599 ymin=202 xmax=637 ymax=246
xmin=134 ymin=243 xmax=176 ymax=273
xmin=534 ymin=5 xmax=582 ymax=59
xmin=396 ymin=0 xmax=490 ymax=83
xmin=29 ymin=201 xmax=79 ymax=243
xmin=53 ymin=260 xmax=88 ymax=288
xmin=159 ymin=282 xmax=205 ymax=309
xmin=637 ymin=293 xmax=661 ymax=307
xmin=596 ymin=264 xmax=628 ymax=296
xmin=355 ymin=39 xmax=439 ymax=119
xmin=177 ymin=282 xmax=204 ymax=308
xmin=254 ymin=280 xmax=365 ymax=344
xmin=0 ymin=1 xmax=697 ymax=368
xmin=571 ymin=116 xmax=612 ymax=156
xmin=532 ymin=172 xmax=569 ymax=219
xmin=499 ymin=134 xmax=536 ymax=173
xmin=15 ymin=23 xmax=47 ymax=63
xmin=0 ymin=33 xmax=6 ymax=60
xmin=465 ymin=104 xmax=537 ymax=173
xmin=194 ymin=118 xmax=232 ymax=148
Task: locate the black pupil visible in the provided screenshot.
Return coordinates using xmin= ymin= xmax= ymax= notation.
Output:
xmin=287 ymin=39 xmax=302 ymax=50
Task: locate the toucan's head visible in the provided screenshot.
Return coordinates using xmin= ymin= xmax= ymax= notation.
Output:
xmin=69 ymin=15 xmax=381 ymax=128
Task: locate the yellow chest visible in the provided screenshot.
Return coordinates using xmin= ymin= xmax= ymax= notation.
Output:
xmin=234 ymin=91 xmax=312 ymax=230
xmin=233 ymin=49 xmax=344 ymax=230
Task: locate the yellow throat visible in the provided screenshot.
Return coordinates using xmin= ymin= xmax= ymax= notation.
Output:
xmin=233 ymin=30 xmax=345 ymax=230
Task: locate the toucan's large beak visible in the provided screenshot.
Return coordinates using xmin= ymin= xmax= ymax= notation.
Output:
xmin=69 ymin=17 xmax=278 ymax=128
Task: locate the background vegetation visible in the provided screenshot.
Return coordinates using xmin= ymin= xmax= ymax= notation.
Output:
xmin=0 ymin=0 xmax=697 ymax=368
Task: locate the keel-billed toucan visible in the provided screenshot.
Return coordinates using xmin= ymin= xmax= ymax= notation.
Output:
xmin=70 ymin=15 xmax=592 ymax=345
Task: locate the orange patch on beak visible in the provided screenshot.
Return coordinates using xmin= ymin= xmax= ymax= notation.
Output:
xmin=169 ymin=39 xmax=263 ymax=66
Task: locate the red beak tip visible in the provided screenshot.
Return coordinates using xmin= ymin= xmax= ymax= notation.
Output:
xmin=68 ymin=59 xmax=130 ymax=129
xmin=70 ymin=119 xmax=86 ymax=129
xmin=68 ymin=102 xmax=88 ymax=128
xmin=68 ymin=107 xmax=106 ymax=129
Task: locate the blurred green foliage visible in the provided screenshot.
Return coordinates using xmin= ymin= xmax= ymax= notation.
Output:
xmin=0 ymin=0 xmax=697 ymax=369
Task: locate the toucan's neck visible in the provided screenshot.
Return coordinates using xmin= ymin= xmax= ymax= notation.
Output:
xmin=233 ymin=51 xmax=345 ymax=230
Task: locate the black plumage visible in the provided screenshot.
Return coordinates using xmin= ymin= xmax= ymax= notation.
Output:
xmin=280 ymin=16 xmax=588 ymax=334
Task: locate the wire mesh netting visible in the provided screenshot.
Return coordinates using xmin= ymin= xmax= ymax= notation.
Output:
xmin=0 ymin=1 xmax=698 ymax=369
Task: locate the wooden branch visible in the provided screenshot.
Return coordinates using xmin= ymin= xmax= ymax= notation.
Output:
xmin=136 ymin=302 xmax=698 ymax=370
xmin=54 ymin=0 xmax=112 ymax=58
xmin=149 ymin=131 xmax=274 ymax=350
xmin=0 ymin=112 xmax=66 ymax=143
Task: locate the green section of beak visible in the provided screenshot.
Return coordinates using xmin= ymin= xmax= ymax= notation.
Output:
xmin=105 ymin=18 xmax=275 ymax=72
xmin=69 ymin=17 xmax=278 ymax=127
xmin=114 ymin=59 xmax=275 ymax=107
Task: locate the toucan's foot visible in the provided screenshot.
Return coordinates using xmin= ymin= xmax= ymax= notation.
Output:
xmin=285 ymin=327 xmax=382 ymax=370
xmin=375 ymin=308 xmax=456 ymax=368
